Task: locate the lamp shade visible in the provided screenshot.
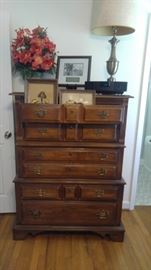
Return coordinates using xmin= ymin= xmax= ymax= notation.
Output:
xmin=91 ymin=0 xmax=137 ymax=36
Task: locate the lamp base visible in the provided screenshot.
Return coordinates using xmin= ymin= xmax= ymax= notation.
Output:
xmin=85 ymin=81 xmax=127 ymax=95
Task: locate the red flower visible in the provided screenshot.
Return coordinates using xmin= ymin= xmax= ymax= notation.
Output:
xmin=11 ymin=26 xmax=56 ymax=79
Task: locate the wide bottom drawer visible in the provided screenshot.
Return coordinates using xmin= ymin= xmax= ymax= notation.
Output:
xmin=21 ymin=201 xmax=119 ymax=226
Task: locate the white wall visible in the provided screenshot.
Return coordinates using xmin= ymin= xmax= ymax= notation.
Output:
xmin=0 ymin=0 xmax=149 ymax=208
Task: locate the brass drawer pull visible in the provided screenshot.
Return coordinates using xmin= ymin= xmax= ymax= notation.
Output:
xmin=96 ymin=209 xmax=109 ymax=220
xmin=99 ymin=153 xmax=107 ymax=160
xmin=98 ymin=111 xmax=109 ymax=119
xmin=30 ymin=210 xmax=41 ymax=218
xmin=38 ymin=189 xmax=47 ymax=197
xmin=96 ymin=189 xmax=105 ymax=198
xmin=33 ymin=168 xmax=41 ymax=175
xmin=38 ymin=128 xmax=48 ymax=135
xmin=35 ymin=110 xmax=47 ymax=118
xmin=95 ymin=128 xmax=104 ymax=136
xmin=97 ymin=168 xmax=106 ymax=176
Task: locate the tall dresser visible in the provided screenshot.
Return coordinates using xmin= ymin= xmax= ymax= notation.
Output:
xmin=12 ymin=93 xmax=130 ymax=241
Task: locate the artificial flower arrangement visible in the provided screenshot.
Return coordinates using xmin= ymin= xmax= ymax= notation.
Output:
xmin=11 ymin=26 xmax=56 ymax=79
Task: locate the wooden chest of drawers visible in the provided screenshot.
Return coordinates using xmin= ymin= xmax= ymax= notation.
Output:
xmin=13 ymin=94 xmax=130 ymax=241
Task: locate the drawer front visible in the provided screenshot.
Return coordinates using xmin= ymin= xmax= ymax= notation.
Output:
xmin=19 ymin=147 xmax=121 ymax=163
xmin=64 ymin=105 xmax=82 ymax=122
xmin=82 ymin=125 xmax=118 ymax=142
xmin=79 ymin=185 xmax=120 ymax=201
xmin=21 ymin=163 xmax=119 ymax=179
xmin=65 ymin=124 xmax=78 ymax=141
xmin=17 ymin=183 xmax=123 ymax=201
xmin=83 ymin=105 xmax=124 ymax=122
xmin=21 ymin=104 xmax=61 ymax=122
xmin=21 ymin=201 xmax=119 ymax=225
xmin=20 ymin=184 xmax=63 ymax=200
xmin=24 ymin=124 xmax=61 ymax=140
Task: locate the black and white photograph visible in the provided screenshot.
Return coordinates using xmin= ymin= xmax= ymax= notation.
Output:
xmin=56 ymin=56 xmax=91 ymax=87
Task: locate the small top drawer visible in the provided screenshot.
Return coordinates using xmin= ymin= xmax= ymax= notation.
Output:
xmin=64 ymin=104 xmax=82 ymax=122
xmin=83 ymin=105 xmax=124 ymax=123
xmin=21 ymin=104 xmax=61 ymax=122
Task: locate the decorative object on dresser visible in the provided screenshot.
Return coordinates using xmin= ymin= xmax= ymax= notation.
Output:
xmin=12 ymin=92 xmax=131 ymax=241
xmin=25 ymin=79 xmax=58 ymax=104
xmin=59 ymin=90 xmax=95 ymax=105
xmin=56 ymin=56 xmax=91 ymax=88
xmin=11 ymin=26 xmax=57 ymax=80
xmin=91 ymin=0 xmax=137 ymax=83
xmin=85 ymin=81 xmax=127 ymax=95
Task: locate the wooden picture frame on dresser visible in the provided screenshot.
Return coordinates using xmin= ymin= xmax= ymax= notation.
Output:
xmin=25 ymin=79 xmax=58 ymax=104
xmin=11 ymin=92 xmax=132 ymax=241
xmin=59 ymin=89 xmax=95 ymax=105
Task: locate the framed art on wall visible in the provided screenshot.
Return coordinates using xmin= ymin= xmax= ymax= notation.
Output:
xmin=25 ymin=79 xmax=58 ymax=104
xmin=56 ymin=56 xmax=92 ymax=88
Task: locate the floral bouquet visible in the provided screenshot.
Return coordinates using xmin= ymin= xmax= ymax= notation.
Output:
xmin=11 ymin=26 xmax=56 ymax=79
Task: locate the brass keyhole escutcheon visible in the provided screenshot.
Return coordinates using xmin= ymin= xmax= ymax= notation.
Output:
xmin=97 ymin=168 xmax=106 ymax=176
xmin=95 ymin=128 xmax=104 ymax=136
xmin=33 ymin=168 xmax=41 ymax=175
xmin=96 ymin=189 xmax=105 ymax=198
xmin=98 ymin=111 xmax=109 ymax=119
xmin=30 ymin=210 xmax=41 ymax=219
xmin=96 ymin=209 xmax=110 ymax=220
xmin=99 ymin=152 xmax=107 ymax=160
xmin=35 ymin=110 xmax=47 ymax=118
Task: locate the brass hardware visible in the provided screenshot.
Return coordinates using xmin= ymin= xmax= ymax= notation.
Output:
xmin=97 ymin=168 xmax=106 ymax=176
xmin=99 ymin=152 xmax=107 ymax=160
xmin=98 ymin=111 xmax=109 ymax=119
xmin=38 ymin=189 xmax=47 ymax=197
xmin=96 ymin=209 xmax=110 ymax=220
xmin=35 ymin=110 xmax=47 ymax=118
xmin=38 ymin=128 xmax=48 ymax=135
xmin=30 ymin=209 xmax=41 ymax=218
xmin=33 ymin=168 xmax=41 ymax=175
xmin=95 ymin=128 xmax=104 ymax=136
xmin=96 ymin=189 xmax=105 ymax=198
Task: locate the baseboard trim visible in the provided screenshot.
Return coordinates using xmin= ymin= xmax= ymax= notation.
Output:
xmin=122 ymin=201 xmax=130 ymax=209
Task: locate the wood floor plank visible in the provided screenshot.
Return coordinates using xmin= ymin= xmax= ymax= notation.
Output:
xmin=0 ymin=207 xmax=151 ymax=270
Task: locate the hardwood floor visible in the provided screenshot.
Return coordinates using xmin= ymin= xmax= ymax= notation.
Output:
xmin=0 ymin=206 xmax=151 ymax=270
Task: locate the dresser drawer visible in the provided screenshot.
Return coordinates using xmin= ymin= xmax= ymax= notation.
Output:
xmin=21 ymin=201 xmax=119 ymax=225
xmin=79 ymin=184 xmax=120 ymax=201
xmin=64 ymin=104 xmax=82 ymax=122
xmin=20 ymin=184 xmax=63 ymax=200
xmin=21 ymin=104 xmax=61 ymax=122
xmin=24 ymin=124 xmax=62 ymax=140
xmin=21 ymin=163 xmax=119 ymax=179
xmin=82 ymin=124 xmax=118 ymax=142
xmin=18 ymin=147 xmax=121 ymax=163
xmin=83 ymin=105 xmax=124 ymax=123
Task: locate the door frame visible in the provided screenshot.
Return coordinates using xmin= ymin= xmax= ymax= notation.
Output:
xmin=130 ymin=15 xmax=151 ymax=209
xmin=0 ymin=10 xmax=16 ymax=213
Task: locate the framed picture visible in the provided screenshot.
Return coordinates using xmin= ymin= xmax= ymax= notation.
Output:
xmin=56 ymin=56 xmax=91 ymax=88
xmin=60 ymin=90 xmax=95 ymax=105
xmin=25 ymin=79 xmax=58 ymax=104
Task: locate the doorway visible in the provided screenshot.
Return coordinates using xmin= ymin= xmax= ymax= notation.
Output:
xmin=130 ymin=15 xmax=151 ymax=209
xmin=135 ymin=68 xmax=151 ymax=205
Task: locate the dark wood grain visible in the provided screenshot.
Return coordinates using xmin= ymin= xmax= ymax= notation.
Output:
xmin=12 ymin=94 xmax=130 ymax=241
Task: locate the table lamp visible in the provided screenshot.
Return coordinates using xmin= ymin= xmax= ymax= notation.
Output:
xmin=91 ymin=0 xmax=136 ymax=83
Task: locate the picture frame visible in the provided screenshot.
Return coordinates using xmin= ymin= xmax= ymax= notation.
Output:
xmin=56 ymin=56 xmax=92 ymax=88
xmin=59 ymin=90 xmax=95 ymax=105
xmin=25 ymin=79 xmax=58 ymax=104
